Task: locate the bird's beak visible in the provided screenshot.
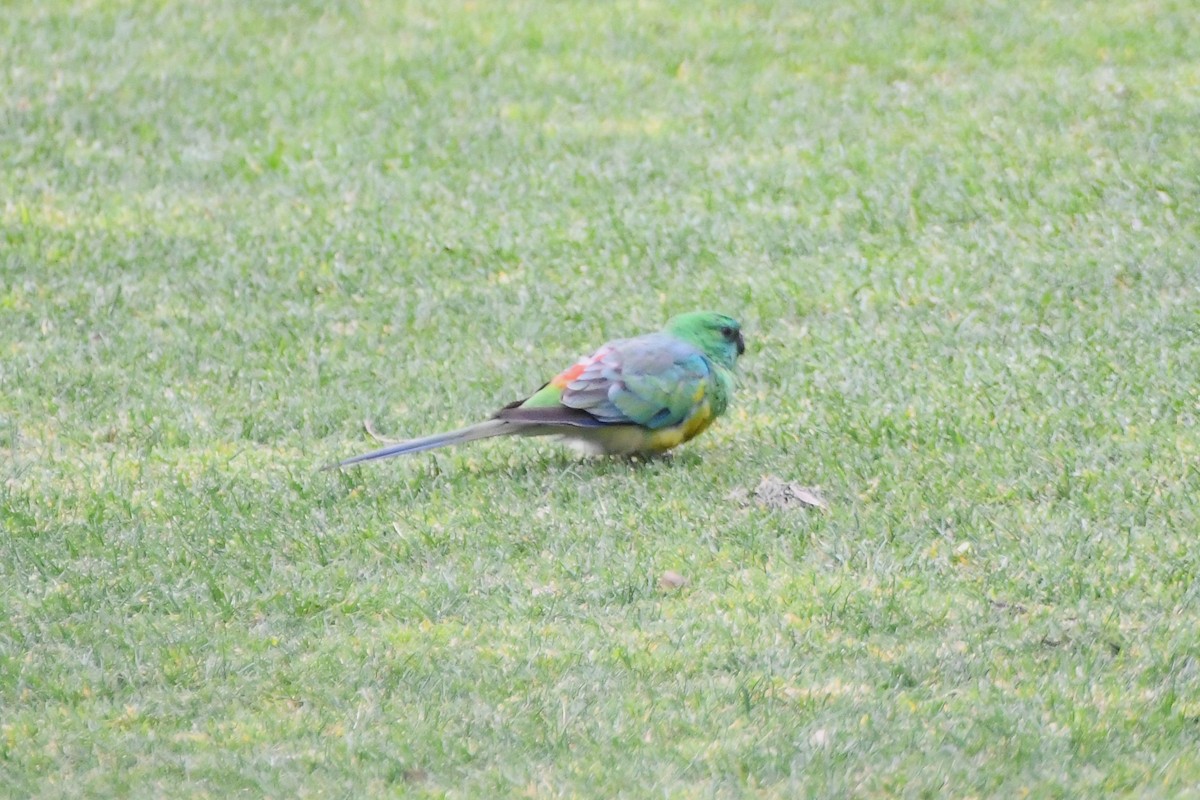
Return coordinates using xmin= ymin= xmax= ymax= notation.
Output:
xmin=735 ymin=331 xmax=746 ymax=356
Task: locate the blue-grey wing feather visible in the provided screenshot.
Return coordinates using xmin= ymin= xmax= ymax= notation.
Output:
xmin=561 ymin=333 xmax=712 ymax=429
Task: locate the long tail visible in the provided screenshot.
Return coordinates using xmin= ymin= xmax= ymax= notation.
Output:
xmin=326 ymin=419 xmax=512 ymax=469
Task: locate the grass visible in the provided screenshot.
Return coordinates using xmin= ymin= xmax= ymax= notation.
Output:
xmin=2 ymin=0 xmax=1199 ymax=796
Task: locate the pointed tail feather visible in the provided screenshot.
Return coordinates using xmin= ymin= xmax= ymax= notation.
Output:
xmin=325 ymin=419 xmax=511 ymax=469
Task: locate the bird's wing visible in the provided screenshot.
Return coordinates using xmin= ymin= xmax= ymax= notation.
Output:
xmin=504 ymin=333 xmax=713 ymax=430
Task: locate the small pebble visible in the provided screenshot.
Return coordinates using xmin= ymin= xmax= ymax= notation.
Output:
xmin=659 ymin=571 xmax=687 ymax=590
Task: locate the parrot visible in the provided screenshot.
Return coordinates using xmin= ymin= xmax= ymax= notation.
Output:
xmin=329 ymin=310 xmax=745 ymax=468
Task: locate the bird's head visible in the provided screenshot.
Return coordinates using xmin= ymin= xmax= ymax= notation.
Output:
xmin=665 ymin=311 xmax=745 ymax=370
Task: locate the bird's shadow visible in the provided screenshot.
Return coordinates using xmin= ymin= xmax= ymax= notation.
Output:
xmin=553 ymin=447 xmax=701 ymax=472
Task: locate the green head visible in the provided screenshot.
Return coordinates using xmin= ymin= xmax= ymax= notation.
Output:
xmin=664 ymin=311 xmax=745 ymax=370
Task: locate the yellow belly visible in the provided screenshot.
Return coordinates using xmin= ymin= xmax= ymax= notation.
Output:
xmin=558 ymin=402 xmax=717 ymax=456
xmin=643 ymin=405 xmax=715 ymax=452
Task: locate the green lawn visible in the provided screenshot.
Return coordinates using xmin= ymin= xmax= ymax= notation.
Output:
xmin=3 ymin=0 xmax=1199 ymax=796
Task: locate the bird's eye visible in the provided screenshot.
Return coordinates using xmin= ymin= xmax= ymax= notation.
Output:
xmin=719 ymin=326 xmax=734 ymax=338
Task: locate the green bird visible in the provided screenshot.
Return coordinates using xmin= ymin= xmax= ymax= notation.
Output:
xmin=330 ymin=310 xmax=745 ymax=467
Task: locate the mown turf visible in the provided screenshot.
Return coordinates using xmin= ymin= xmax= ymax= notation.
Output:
xmin=3 ymin=0 xmax=1199 ymax=796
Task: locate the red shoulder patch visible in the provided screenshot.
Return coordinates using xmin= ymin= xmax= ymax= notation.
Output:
xmin=550 ymin=360 xmax=587 ymax=389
